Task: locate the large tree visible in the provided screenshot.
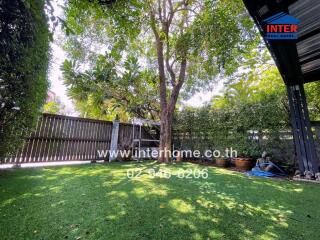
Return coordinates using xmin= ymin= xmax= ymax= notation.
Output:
xmin=63 ymin=0 xmax=258 ymax=162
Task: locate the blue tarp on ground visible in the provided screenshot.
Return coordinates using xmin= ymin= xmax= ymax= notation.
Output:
xmin=246 ymin=162 xmax=287 ymax=178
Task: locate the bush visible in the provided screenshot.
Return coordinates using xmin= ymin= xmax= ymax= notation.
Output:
xmin=173 ymin=95 xmax=290 ymax=159
xmin=0 ymin=0 xmax=50 ymax=159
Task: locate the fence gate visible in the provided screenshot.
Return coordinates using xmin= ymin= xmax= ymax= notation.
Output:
xmin=3 ymin=114 xmax=113 ymax=164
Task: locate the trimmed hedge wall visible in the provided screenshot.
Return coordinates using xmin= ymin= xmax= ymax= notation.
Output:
xmin=0 ymin=0 xmax=50 ymax=159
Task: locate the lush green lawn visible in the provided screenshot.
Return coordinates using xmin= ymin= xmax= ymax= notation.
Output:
xmin=0 ymin=162 xmax=319 ymax=240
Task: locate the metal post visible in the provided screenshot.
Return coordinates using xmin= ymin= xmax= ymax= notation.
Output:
xmin=132 ymin=122 xmax=135 ymax=159
xmin=109 ymin=120 xmax=120 ymax=162
xmin=287 ymin=84 xmax=319 ymax=176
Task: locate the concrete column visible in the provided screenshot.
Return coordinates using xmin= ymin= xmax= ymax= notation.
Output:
xmin=109 ymin=120 xmax=120 ymax=162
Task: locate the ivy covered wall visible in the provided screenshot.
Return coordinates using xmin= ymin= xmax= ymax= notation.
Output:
xmin=0 ymin=0 xmax=50 ymax=159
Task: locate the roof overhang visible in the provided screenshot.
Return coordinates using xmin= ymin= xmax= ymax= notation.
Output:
xmin=243 ymin=0 xmax=320 ymax=85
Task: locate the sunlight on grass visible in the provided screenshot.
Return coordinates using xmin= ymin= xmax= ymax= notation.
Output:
xmin=107 ymin=190 xmax=128 ymax=198
xmin=169 ymin=199 xmax=194 ymax=213
xmin=0 ymin=162 xmax=319 ymax=240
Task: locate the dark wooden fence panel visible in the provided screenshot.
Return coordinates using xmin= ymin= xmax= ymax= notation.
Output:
xmin=117 ymin=123 xmax=159 ymax=148
xmin=118 ymin=123 xmax=135 ymax=146
xmin=3 ymin=114 xmax=113 ymax=164
xmin=173 ymin=122 xmax=320 ymax=166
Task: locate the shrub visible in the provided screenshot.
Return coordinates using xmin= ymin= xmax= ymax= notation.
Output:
xmin=0 ymin=0 xmax=50 ymax=159
xmin=174 ymin=96 xmax=290 ymax=159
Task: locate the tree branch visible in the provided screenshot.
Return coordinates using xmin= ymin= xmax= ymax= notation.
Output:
xmin=168 ymin=57 xmax=187 ymax=114
xmin=166 ymin=57 xmax=176 ymax=86
xmin=150 ymin=11 xmax=159 ymax=40
xmin=150 ymin=10 xmax=167 ymax=112
xmin=157 ymin=0 xmax=163 ymax=23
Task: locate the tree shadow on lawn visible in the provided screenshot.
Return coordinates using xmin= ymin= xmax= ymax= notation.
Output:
xmin=0 ymin=162 xmax=319 ymax=240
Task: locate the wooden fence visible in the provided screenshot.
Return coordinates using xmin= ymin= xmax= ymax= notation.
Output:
xmin=172 ymin=122 xmax=320 ymax=165
xmin=6 ymin=113 xmax=319 ymax=165
xmin=3 ymin=114 xmax=113 ymax=164
xmin=2 ymin=114 xmax=160 ymax=164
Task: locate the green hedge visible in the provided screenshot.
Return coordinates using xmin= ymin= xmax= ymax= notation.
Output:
xmin=173 ymin=98 xmax=289 ymax=159
xmin=0 ymin=0 xmax=50 ymax=159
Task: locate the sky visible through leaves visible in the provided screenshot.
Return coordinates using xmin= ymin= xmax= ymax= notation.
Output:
xmin=47 ymin=0 xmax=228 ymax=116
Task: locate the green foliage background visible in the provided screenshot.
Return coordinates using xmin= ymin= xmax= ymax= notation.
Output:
xmin=0 ymin=0 xmax=50 ymax=159
xmin=43 ymin=101 xmax=60 ymax=114
xmin=173 ymin=66 xmax=292 ymax=161
xmin=62 ymin=0 xmax=259 ymax=121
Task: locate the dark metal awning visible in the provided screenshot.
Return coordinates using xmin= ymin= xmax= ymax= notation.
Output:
xmin=243 ymin=0 xmax=320 ymax=85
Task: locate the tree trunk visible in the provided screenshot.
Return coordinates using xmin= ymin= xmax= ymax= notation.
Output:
xmin=149 ymin=6 xmax=188 ymax=163
xmin=159 ymin=109 xmax=173 ymax=162
xmin=158 ymin=58 xmax=187 ymax=163
xmin=159 ymin=109 xmax=167 ymax=162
